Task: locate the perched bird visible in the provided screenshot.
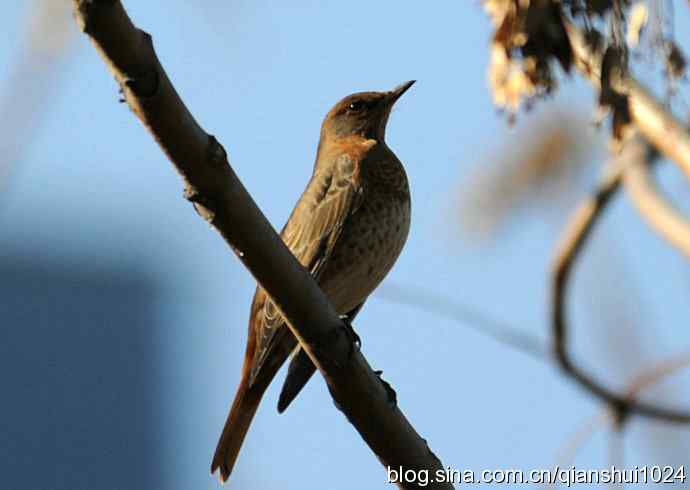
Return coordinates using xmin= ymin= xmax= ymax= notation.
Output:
xmin=211 ymin=81 xmax=415 ymax=483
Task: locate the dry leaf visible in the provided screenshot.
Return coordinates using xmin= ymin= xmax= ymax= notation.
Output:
xmin=483 ymin=0 xmax=513 ymax=27
xmin=484 ymin=0 xmax=572 ymax=113
xmin=666 ymin=41 xmax=687 ymax=79
xmin=488 ymin=44 xmax=538 ymax=111
xmin=626 ymin=2 xmax=648 ymax=49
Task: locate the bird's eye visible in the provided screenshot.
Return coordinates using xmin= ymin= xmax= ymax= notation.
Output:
xmin=347 ymin=100 xmax=365 ymax=113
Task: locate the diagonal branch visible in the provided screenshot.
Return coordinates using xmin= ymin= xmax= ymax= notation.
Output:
xmin=565 ymin=22 xmax=690 ymax=181
xmin=622 ymin=138 xmax=690 ymax=260
xmin=71 ymin=1 xmax=452 ymax=488
xmin=550 ymin=142 xmax=690 ymax=425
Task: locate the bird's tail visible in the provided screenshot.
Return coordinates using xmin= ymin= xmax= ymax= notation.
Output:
xmin=211 ymin=370 xmax=266 ymax=483
xmin=211 ymin=326 xmax=292 ymax=483
xmin=277 ymin=347 xmax=317 ymax=413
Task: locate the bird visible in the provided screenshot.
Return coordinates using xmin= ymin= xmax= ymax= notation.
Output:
xmin=211 ymin=80 xmax=415 ymax=483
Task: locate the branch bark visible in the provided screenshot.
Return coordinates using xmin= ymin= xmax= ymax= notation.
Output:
xmin=72 ymin=1 xmax=452 ymax=488
xmin=550 ymin=143 xmax=690 ymax=425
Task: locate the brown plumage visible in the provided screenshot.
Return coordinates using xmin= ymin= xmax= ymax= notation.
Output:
xmin=211 ymin=81 xmax=415 ymax=483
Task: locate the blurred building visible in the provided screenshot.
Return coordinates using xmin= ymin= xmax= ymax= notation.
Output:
xmin=0 ymin=253 xmax=163 ymax=489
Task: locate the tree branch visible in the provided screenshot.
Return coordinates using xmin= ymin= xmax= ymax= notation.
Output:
xmin=553 ymin=346 xmax=690 ymax=474
xmin=565 ymin=22 xmax=690 ymax=181
xmin=622 ymin=138 xmax=690 ymax=260
xmin=72 ymin=1 xmax=452 ymax=488
xmin=550 ymin=144 xmax=690 ymax=425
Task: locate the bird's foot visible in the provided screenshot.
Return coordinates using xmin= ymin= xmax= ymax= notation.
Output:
xmin=339 ymin=314 xmax=361 ymax=357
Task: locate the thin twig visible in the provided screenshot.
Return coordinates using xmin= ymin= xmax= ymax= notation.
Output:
xmin=622 ymin=138 xmax=690 ymax=260
xmin=625 ymin=347 xmax=690 ymax=397
xmin=550 ymin=145 xmax=690 ymax=424
xmin=72 ymin=1 xmax=452 ymax=488
xmin=550 ymin=347 xmax=690 ymax=488
xmin=549 ymin=412 xmax=610 ymax=487
xmin=378 ymin=283 xmax=546 ymax=362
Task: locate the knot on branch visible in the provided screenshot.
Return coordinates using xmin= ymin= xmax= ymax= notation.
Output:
xmin=122 ymin=68 xmax=158 ymax=98
xmin=206 ymin=135 xmax=228 ymax=168
xmin=183 ymin=185 xmax=215 ymax=223
xmin=374 ymin=370 xmax=398 ymax=407
xmin=121 ymin=32 xmax=159 ymax=97
xmin=610 ymin=399 xmax=631 ymax=430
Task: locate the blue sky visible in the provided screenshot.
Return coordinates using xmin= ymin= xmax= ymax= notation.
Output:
xmin=2 ymin=1 xmax=690 ymax=489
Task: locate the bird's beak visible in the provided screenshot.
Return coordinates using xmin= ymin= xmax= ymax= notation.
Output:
xmin=387 ymin=80 xmax=416 ymax=104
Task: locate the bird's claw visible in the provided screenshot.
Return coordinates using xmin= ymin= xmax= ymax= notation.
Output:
xmin=339 ymin=314 xmax=361 ymax=357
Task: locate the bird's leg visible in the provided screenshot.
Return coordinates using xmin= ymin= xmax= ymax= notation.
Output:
xmin=339 ymin=314 xmax=361 ymax=357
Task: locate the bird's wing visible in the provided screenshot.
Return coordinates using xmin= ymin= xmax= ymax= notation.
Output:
xmin=248 ymin=153 xmax=364 ymax=385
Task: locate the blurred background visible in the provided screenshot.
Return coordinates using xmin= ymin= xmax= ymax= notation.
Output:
xmin=1 ymin=1 xmax=690 ymax=488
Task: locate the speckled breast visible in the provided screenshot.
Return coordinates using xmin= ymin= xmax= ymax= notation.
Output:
xmin=319 ymin=148 xmax=411 ymax=313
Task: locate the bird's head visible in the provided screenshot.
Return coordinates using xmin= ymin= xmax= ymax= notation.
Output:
xmin=321 ymin=80 xmax=415 ymax=142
